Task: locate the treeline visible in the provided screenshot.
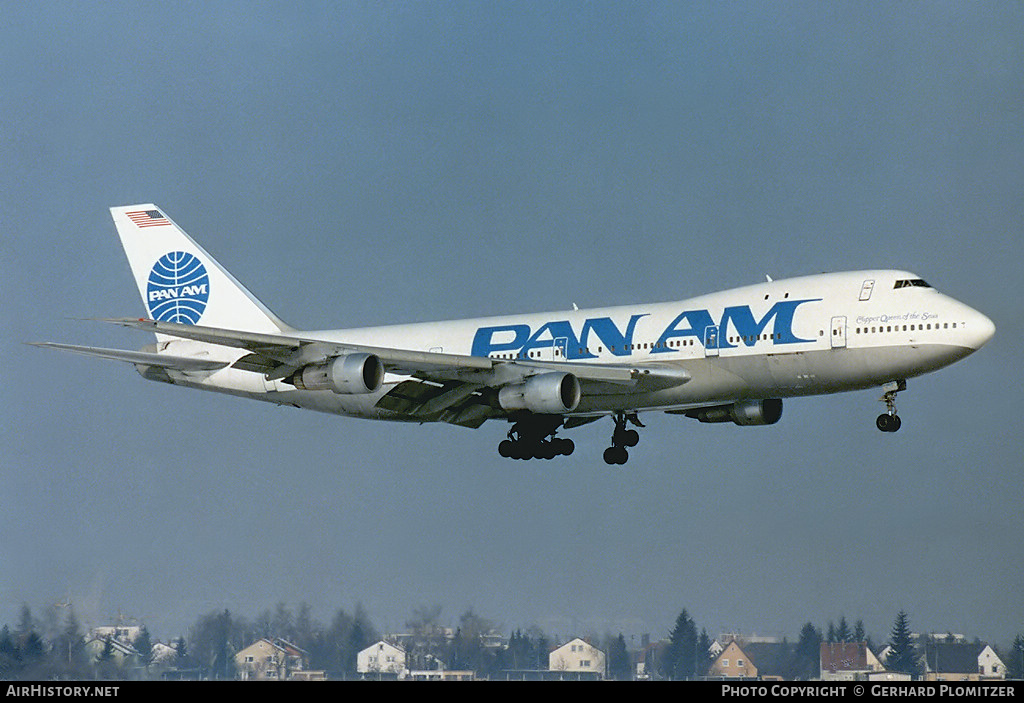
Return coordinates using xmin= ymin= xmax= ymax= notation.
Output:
xmin=651 ymin=609 xmax=833 ymax=680
xmin=2 ymin=601 xmax=1022 ymax=681
xmin=182 ymin=602 xmax=379 ymax=679
xmin=367 ymin=604 xmax=636 ymax=678
xmin=0 ymin=602 xmax=378 ymax=680
xmin=648 ymin=609 xmax=1024 ymax=681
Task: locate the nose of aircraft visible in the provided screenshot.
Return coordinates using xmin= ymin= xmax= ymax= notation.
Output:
xmin=966 ymin=308 xmax=996 ymax=350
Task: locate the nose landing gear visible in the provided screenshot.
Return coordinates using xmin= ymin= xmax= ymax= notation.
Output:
xmin=876 ymin=380 xmax=906 ymax=433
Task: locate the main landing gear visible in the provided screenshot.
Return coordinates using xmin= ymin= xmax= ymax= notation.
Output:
xmin=603 ymin=412 xmax=643 ymax=465
xmin=498 ymin=415 xmax=574 ymax=460
xmin=876 ymin=380 xmax=906 ymax=433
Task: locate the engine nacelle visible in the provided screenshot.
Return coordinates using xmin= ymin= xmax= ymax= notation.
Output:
xmin=498 ymin=372 xmax=581 ymax=414
xmin=685 ymin=399 xmax=783 ymax=426
xmin=290 ymin=353 xmax=384 ymax=394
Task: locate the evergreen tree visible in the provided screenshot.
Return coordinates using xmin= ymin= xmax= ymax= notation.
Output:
xmin=885 ymin=610 xmax=919 ymax=677
xmin=211 ymin=610 xmax=236 ymax=680
xmin=133 ymin=625 xmax=153 ymax=669
xmin=697 ymin=628 xmax=714 ymax=676
xmin=505 ymin=629 xmax=538 ymax=671
xmin=345 ymin=614 xmax=371 ymax=677
xmin=1006 ymin=634 xmax=1024 ymax=680
xmin=854 ymin=620 xmax=866 ymax=643
xmin=19 ymin=629 xmax=45 ymax=679
xmin=173 ymin=636 xmax=191 ymax=671
xmin=535 ymin=632 xmax=550 ymax=670
xmin=294 ymin=602 xmax=315 ymax=651
xmin=96 ymin=635 xmax=115 ymax=663
xmin=94 ymin=635 xmax=119 ymax=680
xmin=0 ymin=625 xmax=21 ymax=678
xmin=189 ymin=608 xmax=240 ymax=680
xmin=608 ymin=633 xmax=630 ymax=680
xmin=664 ymin=609 xmax=698 ymax=680
xmin=15 ymin=606 xmax=36 ymax=649
xmin=794 ymin=622 xmax=822 ymax=680
xmin=836 ymin=616 xmax=851 ymax=643
xmin=55 ymin=608 xmax=87 ymax=678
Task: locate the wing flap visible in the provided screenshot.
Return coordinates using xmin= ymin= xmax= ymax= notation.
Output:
xmin=375 ymin=380 xmax=484 ymax=417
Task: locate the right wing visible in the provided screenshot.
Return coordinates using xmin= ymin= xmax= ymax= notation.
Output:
xmin=102 ymin=317 xmax=691 ymax=391
xmin=27 ymin=342 xmax=229 ymax=371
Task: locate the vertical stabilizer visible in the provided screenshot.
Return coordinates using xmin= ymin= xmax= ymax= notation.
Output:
xmin=111 ymin=204 xmax=291 ymax=334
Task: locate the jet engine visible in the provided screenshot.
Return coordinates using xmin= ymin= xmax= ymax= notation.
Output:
xmin=498 ymin=372 xmax=581 ymax=414
xmin=289 ymin=353 xmax=384 ymax=394
xmin=684 ymin=399 xmax=783 ymax=426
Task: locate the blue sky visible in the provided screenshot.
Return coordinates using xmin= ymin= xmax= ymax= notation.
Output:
xmin=2 ymin=2 xmax=1022 ymax=648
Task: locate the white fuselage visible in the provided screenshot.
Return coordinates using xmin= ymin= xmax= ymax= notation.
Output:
xmin=161 ymin=269 xmax=994 ymax=424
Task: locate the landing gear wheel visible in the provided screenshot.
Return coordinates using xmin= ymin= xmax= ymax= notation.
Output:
xmin=876 ymin=413 xmax=902 ymax=433
xmin=499 ymin=416 xmax=575 ymax=460
xmin=553 ymin=438 xmax=575 ymax=456
xmin=604 ymin=446 xmax=628 ymax=465
xmin=614 ymin=429 xmax=639 ymax=447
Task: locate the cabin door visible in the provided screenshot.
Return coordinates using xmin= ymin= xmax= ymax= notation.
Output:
xmin=704 ymin=325 xmax=720 ymax=358
xmin=830 ymin=316 xmax=848 ymax=349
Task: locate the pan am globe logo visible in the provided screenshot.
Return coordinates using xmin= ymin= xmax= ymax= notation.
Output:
xmin=146 ymin=252 xmax=210 ymax=324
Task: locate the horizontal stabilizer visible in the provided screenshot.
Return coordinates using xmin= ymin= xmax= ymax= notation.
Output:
xmin=30 ymin=343 xmax=229 ymax=371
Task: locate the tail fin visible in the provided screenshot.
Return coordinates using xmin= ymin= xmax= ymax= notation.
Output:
xmin=111 ymin=204 xmax=291 ymax=334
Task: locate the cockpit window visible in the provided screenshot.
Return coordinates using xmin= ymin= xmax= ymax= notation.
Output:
xmin=894 ymin=279 xmax=931 ymax=289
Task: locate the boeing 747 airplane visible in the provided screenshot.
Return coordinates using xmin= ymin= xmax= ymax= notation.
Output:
xmin=35 ymin=205 xmax=996 ymax=464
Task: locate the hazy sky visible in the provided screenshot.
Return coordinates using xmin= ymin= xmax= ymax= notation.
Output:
xmin=3 ymin=2 xmax=1022 ymax=648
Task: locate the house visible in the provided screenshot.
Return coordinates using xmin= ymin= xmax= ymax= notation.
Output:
xmin=549 ymin=638 xmax=606 ymax=677
xmin=708 ymin=640 xmax=758 ymax=679
xmin=921 ymin=642 xmax=1006 ymax=681
xmin=357 ymin=640 xmax=407 ymax=677
xmin=978 ymin=645 xmax=1006 ymax=678
xmin=819 ymin=642 xmax=885 ymax=680
xmin=84 ymin=635 xmax=140 ymax=668
xmin=235 ymin=638 xmax=309 ymax=680
xmin=88 ymin=626 xmax=142 ymax=646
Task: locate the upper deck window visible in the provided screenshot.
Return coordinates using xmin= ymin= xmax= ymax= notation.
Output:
xmin=894 ymin=279 xmax=931 ymax=289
